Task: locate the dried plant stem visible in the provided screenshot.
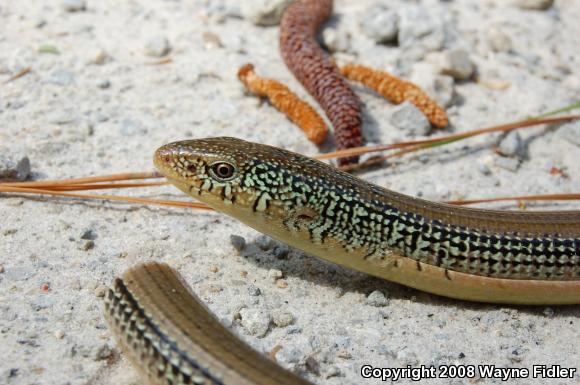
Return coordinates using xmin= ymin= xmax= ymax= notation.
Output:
xmin=446 ymin=194 xmax=580 ymax=205
xmin=238 ymin=64 xmax=328 ymax=145
xmin=340 ymin=63 xmax=448 ymax=128
xmin=3 ymin=67 xmax=31 ymax=83
xmin=328 ymin=114 xmax=580 ymax=165
xmin=1 ymin=171 xmax=162 ymax=187
xmin=0 ymin=185 xmax=211 ymax=210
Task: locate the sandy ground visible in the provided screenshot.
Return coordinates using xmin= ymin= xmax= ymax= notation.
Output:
xmin=1 ymin=0 xmax=580 ymax=384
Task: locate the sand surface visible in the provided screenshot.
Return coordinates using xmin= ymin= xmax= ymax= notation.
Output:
xmin=1 ymin=0 xmax=579 ymax=384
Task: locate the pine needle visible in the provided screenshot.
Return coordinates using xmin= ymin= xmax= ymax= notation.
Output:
xmin=0 ymin=185 xmax=211 ymax=210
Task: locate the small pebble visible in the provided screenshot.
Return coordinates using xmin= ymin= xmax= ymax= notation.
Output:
xmin=324 ymin=365 xmax=341 ymax=379
xmin=276 ymin=279 xmax=288 ymax=289
xmin=80 ymin=229 xmax=97 ymax=241
xmin=398 ymin=6 xmax=445 ymax=51
xmin=92 ymin=50 xmax=110 ymax=65
xmin=389 ymin=101 xmax=431 ymax=135
xmin=48 ymin=69 xmax=75 ymax=86
xmin=494 ymin=156 xmax=520 ymax=172
xmin=361 ymin=6 xmax=398 ymax=44
xmin=272 ymin=310 xmax=295 ymax=327
xmin=96 ymin=79 xmax=110 ymax=89
xmin=437 ymin=49 xmax=475 ymax=81
xmin=272 ymin=244 xmax=289 ymax=259
xmin=305 ymin=356 xmax=320 ymax=375
xmin=561 ymin=121 xmax=580 ymax=147
xmin=411 ymin=65 xmax=456 ymax=108
xmin=243 ymin=0 xmax=292 ymax=26
xmin=209 ymin=265 xmax=219 ymax=273
xmin=542 ymin=307 xmax=555 ymax=317
xmin=82 ymin=240 xmax=95 ymax=251
xmin=247 ymin=284 xmax=261 ymax=296
xmin=513 ymin=0 xmax=554 ymax=10
xmin=229 ymin=234 xmax=246 ymax=253
xmin=144 ymin=36 xmax=171 ymax=57
xmin=0 ymin=265 xmax=4 ymax=274
xmin=94 ymin=285 xmax=108 ymax=298
xmin=92 ymin=343 xmax=113 ymax=361
xmin=54 ymin=330 xmax=65 ymax=339
xmin=478 ymin=163 xmax=492 ymax=176
xmin=0 ymin=155 xmax=30 ymax=181
xmin=366 ymin=290 xmax=389 ymax=307
xmin=62 ymin=0 xmax=86 ymax=12
xmin=321 ymin=27 xmax=350 ymax=53
xmin=497 ymin=131 xmax=525 ymax=158
xmin=487 ymin=27 xmax=512 ymax=53
xmin=202 ymin=31 xmax=223 ymax=50
xmin=256 ymin=235 xmax=273 ymax=250
xmin=268 ymin=269 xmax=283 ymax=281
xmin=239 ymin=307 xmax=271 ymax=338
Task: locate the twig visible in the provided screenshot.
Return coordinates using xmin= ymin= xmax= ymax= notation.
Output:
xmin=3 ymin=67 xmax=31 ymax=84
xmin=0 ymin=185 xmax=211 ymax=210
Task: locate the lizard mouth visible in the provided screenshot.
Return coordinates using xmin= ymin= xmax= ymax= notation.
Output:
xmin=153 ymin=144 xmax=192 ymax=191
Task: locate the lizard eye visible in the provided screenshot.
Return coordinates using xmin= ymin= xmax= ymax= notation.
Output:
xmin=210 ymin=162 xmax=236 ymax=181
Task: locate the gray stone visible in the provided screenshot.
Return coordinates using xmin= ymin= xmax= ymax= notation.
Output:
xmin=398 ymin=6 xmax=445 ymax=52
xmin=247 ymin=284 xmax=261 ymax=296
xmin=561 ymin=121 xmax=580 ymax=147
xmin=412 ymin=66 xmax=456 ymax=107
xmin=239 ymin=307 xmax=271 ymax=337
xmin=62 ymin=0 xmax=86 ymax=12
xmin=80 ymin=229 xmax=97 ymax=240
xmin=389 ymin=102 xmax=431 ymax=135
xmin=513 ymin=0 xmax=554 ymax=10
xmin=256 ymin=235 xmax=273 ymax=250
xmin=243 ymin=0 xmax=293 ymax=27
xmin=96 ymin=79 xmax=110 ymax=89
xmin=437 ymin=49 xmax=474 ymax=81
xmin=229 ymin=234 xmax=246 ymax=253
xmin=361 ymin=7 xmax=398 ymax=44
xmin=494 ymin=156 xmax=520 ymax=172
xmin=497 ymin=131 xmax=525 ymax=158
xmin=48 ymin=69 xmax=75 ymax=86
xmin=0 ymin=155 xmax=30 ymax=181
xmin=321 ymin=27 xmax=350 ymax=53
xmin=144 ymin=36 xmax=171 ymax=57
xmin=366 ymin=290 xmax=389 ymax=307
xmin=92 ymin=343 xmax=113 ymax=360
xmin=272 ymin=310 xmax=294 ymax=327
xmin=478 ymin=163 xmax=492 ymax=176
xmin=272 ymin=244 xmax=289 ymax=259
